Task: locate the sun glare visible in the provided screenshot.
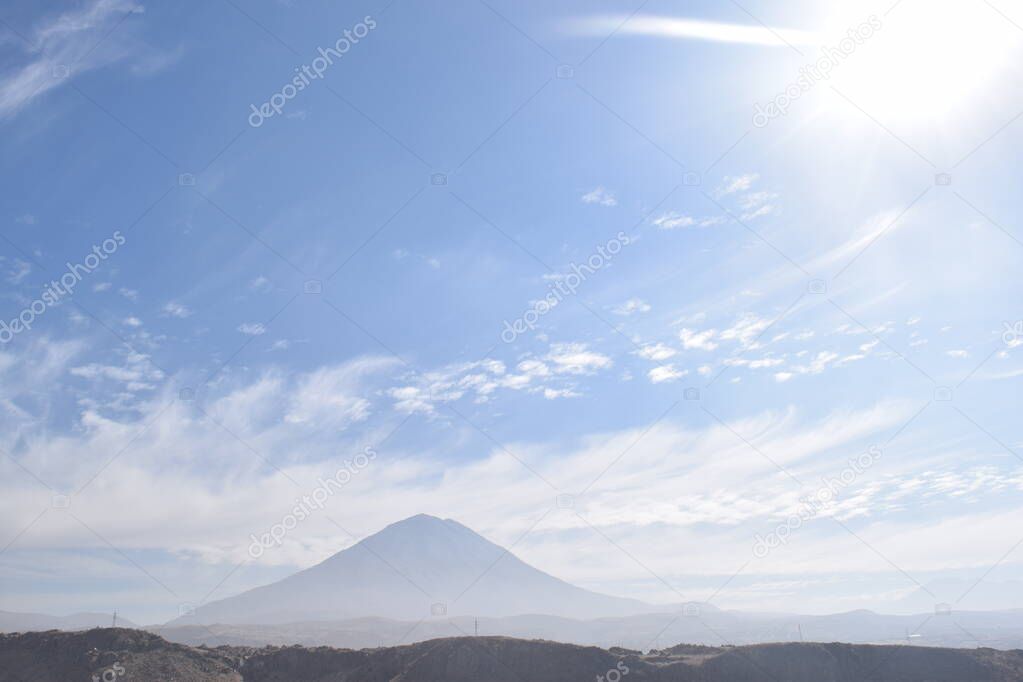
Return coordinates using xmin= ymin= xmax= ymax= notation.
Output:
xmin=826 ymin=0 xmax=1021 ymax=125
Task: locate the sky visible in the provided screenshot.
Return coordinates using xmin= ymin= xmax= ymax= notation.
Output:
xmin=0 ymin=0 xmax=1022 ymax=626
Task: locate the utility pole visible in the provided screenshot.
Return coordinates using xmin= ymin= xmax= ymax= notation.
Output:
xmin=112 ymin=611 xmax=117 ymax=628
xmin=474 ymin=617 xmax=478 ymax=636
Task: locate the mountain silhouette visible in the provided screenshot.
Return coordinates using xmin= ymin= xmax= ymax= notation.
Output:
xmin=173 ymin=514 xmax=657 ymax=625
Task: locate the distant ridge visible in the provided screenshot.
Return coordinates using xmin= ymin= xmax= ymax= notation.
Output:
xmin=0 ymin=610 xmax=136 ymax=632
xmin=152 ymin=608 xmax=1023 ymax=651
xmin=171 ymin=514 xmax=659 ymax=625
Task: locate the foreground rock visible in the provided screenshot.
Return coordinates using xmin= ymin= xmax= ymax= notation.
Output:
xmin=2 ymin=628 xmax=1023 ymax=681
xmin=0 ymin=629 xmax=240 ymax=681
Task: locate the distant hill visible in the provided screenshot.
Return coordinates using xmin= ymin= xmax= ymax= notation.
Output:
xmin=153 ymin=608 xmax=1023 ymax=651
xmin=4 ymin=628 xmax=1023 ymax=682
xmin=0 ymin=610 xmax=135 ymax=633
xmin=170 ymin=514 xmax=657 ymax=625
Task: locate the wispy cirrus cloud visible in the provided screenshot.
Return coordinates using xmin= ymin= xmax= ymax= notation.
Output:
xmin=573 ymin=16 xmax=818 ymax=48
xmin=0 ymin=0 xmax=145 ymax=117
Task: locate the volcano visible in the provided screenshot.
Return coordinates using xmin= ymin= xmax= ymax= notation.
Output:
xmin=172 ymin=514 xmax=657 ymax=625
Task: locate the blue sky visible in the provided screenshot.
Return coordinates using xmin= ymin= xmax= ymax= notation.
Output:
xmin=1 ymin=0 xmax=1022 ymax=625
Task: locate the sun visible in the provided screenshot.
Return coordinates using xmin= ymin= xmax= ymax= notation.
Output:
xmin=824 ymin=0 xmax=1021 ymax=126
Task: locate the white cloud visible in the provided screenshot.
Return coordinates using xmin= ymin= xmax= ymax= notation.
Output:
xmin=237 ymin=322 xmax=267 ymax=336
xmin=543 ymin=387 xmax=580 ymax=400
xmin=716 ymin=173 xmax=759 ymax=197
xmin=70 ymin=350 xmax=163 ymax=395
xmin=806 ymin=350 xmax=839 ymax=373
xmin=648 ymin=365 xmax=687 ymax=383
xmin=514 ymin=359 xmax=548 ymax=378
xmin=653 ymin=211 xmax=724 ymax=230
xmin=636 ymin=343 xmax=677 ymax=361
xmin=385 ymin=351 xmax=592 ymax=415
xmin=580 ymin=186 xmax=617 ymax=207
xmin=775 ymin=351 xmax=843 ymax=381
xmin=612 ymin=298 xmax=651 ymax=316
xmin=679 ymin=327 xmax=718 ymax=351
xmin=388 ymin=384 xmax=435 ymax=415
xmin=162 ymin=301 xmax=190 ymax=318
xmin=747 ymin=357 xmax=784 ymax=369
xmin=546 ymin=342 xmax=612 ymax=374
xmin=652 ymin=211 xmax=695 ymax=229
xmin=283 ymin=361 xmax=390 ymax=429
xmin=740 ymin=204 xmax=774 ymax=221
xmin=719 ymin=313 xmax=770 ymax=348
xmin=738 ymin=191 xmax=776 ymax=211
xmin=946 ymin=349 xmax=970 ymax=359
xmin=249 ymin=276 xmax=273 ymax=292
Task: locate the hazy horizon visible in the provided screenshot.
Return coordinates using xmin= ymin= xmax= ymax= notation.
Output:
xmin=1 ymin=0 xmax=1021 ymax=632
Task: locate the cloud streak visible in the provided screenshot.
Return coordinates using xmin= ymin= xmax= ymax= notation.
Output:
xmin=575 ymin=16 xmax=818 ymax=48
xmin=0 ymin=0 xmax=143 ymax=117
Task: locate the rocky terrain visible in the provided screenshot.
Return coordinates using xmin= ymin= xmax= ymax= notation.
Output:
xmin=3 ymin=628 xmax=1023 ymax=681
xmin=0 ymin=629 xmax=240 ymax=681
